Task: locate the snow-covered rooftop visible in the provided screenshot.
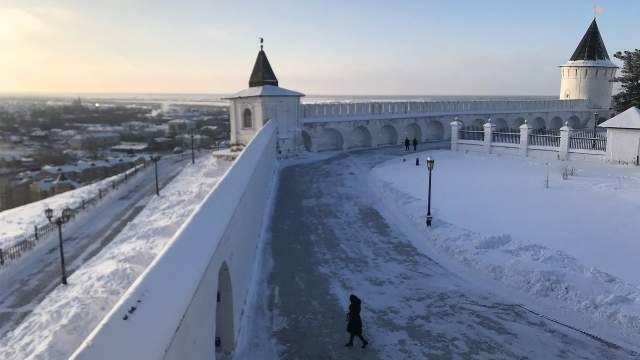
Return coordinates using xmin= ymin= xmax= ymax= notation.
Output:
xmin=599 ymin=107 xmax=640 ymax=129
xmin=224 ymin=85 xmax=304 ymax=99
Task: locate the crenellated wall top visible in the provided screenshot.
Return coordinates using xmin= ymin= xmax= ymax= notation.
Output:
xmin=301 ymin=99 xmax=590 ymax=122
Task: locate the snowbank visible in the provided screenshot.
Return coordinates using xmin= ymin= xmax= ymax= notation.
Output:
xmin=0 ymin=155 xmax=231 ymax=360
xmin=370 ymin=150 xmax=640 ymax=345
xmin=0 ymin=164 xmax=145 ymax=249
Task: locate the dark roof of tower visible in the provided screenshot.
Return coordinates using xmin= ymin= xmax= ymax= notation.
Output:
xmin=570 ymin=19 xmax=610 ymax=61
xmin=249 ymin=50 xmax=279 ymax=87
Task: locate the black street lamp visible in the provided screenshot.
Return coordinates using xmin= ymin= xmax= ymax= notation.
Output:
xmin=426 ymin=157 xmax=435 ymax=227
xmin=44 ymin=206 xmax=73 ymax=285
xmin=151 ymin=154 xmax=161 ymax=196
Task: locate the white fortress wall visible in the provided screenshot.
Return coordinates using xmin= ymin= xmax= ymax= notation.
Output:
xmin=71 ymin=121 xmax=279 ymax=360
xmin=299 ymin=99 xmax=606 ymax=152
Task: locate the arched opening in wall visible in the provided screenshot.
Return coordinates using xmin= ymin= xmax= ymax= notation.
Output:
xmin=215 ymin=262 xmax=234 ymax=355
xmin=567 ymin=116 xmax=581 ymax=129
xmin=493 ymin=118 xmax=508 ymax=131
xmin=319 ymin=128 xmax=344 ymax=151
xmin=550 ymin=117 xmax=563 ymax=129
xmin=301 ymin=130 xmax=312 ymax=151
xmin=379 ymin=125 xmax=398 ymax=146
xmin=472 ymin=119 xmax=485 ymax=127
xmin=242 ymin=109 xmax=252 ymax=129
xmin=511 ymin=118 xmax=525 ymax=128
xmin=349 ymin=126 xmax=372 ymax=149
xmin=532 ymin=117 xmax=546 ymax=129
xmin=403 ymin=123 xmax=422 ymax=142
xmin=425 ymin=121 xmax=444 ymax=141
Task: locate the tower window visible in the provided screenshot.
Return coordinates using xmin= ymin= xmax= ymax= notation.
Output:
xmin=242 ymin=108 xmax=252 ymax=129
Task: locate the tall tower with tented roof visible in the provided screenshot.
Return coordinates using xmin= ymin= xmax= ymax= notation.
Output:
xmin=559 ymin=19 xmax=618 ymax=110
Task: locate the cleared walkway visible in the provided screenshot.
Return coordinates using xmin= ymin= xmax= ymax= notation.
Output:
xmin=242 ymin=146 xmax=636 ymax=359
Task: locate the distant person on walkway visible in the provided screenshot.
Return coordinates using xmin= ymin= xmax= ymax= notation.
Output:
xmin=412 ymin=138 xmax=418 ymax=151
xmin=345 ymin=294 xmax=369 ymax=349
xmin=404 ymin=137 xmax=410 ymax=151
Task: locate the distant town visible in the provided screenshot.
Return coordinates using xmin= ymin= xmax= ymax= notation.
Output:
xmin=0 ymin=96 xmax=230 ymax=211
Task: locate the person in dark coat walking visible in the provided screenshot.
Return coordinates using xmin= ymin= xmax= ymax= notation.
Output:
xmin=404 ymin=137 xmax=410 ymax=151
xmin=345 ymin=294 xmax=369 ymax=348
xmin=412 ymin=138 xmax=418 ymax=151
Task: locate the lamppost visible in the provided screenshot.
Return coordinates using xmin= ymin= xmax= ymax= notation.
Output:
xmin=151 ymin=154 xmax=161 ymax=196
xmin=190 ymin=129 xmax=195 ymax=165
xmin=426 ymin=157 xmax=435 ymax=227
xmin=44 ymin=206 xmax=73 ymax=285
xmin=592 ymin=112 xmax=599 ymax=149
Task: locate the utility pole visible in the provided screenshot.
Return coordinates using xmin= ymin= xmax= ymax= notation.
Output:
xmin=152 ymin=155 xmax=160 ymax=196
xmin=191 ymin=130 xmax=195 ymax=165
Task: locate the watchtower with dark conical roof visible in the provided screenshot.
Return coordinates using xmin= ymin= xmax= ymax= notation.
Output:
xmin=224 ymin=40 xmax=304 ymax=154
xmin=559 ymin=18 xmax=618 ymax=110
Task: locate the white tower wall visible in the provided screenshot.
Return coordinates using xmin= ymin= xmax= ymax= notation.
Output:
xmin=229 ymin=97 xmax=264 ymax=146
xmin=559 ymin=63 xmax=616 ymax=109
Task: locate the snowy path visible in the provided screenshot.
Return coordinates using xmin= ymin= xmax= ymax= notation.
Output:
xmin=0 ymin=156 xmax=188 ymax=338
xmin=240 ymin=146 xmax=637 ymax=359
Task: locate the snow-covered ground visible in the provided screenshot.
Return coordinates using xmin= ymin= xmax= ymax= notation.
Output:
xmin=0 ymin=164 xmax=144 ymax=249
xmin=370 ymin=149 xmax=640 ymax=347
xmin=0 ymin=155 xmax=231 ymax=360
xmin=238 ymin=147 xmax=638 ymax=359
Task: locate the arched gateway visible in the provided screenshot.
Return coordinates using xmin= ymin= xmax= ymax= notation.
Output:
xmin=215 ymin=262 xmax=234 ymax=355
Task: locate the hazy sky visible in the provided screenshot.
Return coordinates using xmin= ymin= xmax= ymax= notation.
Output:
xmin=0 ymin=0 xmax=637 ymax=95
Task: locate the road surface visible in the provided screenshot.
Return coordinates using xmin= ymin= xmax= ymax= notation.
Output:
xmin=0 ymin=155 xmax=190 ymax=338
xmin=241 ymin=144 xmax=637 ymax=359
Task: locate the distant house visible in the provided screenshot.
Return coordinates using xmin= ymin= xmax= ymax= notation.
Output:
xmin=51 ymin=173 xmax=77 ymax=194
xmin=41 ymin=164 xmax=81 ymax=181
xmin=599 ymin=107 xmax=640 ymax=164
xmin=150 ymin=137 xmax=174 ymax=151
xmin=76 ymin=160 xmax=111 ymax=182
xmin=167 ymin=119 xmax=195 ymax=137
xmin=69 ymin=132 xmax=121 ymax=151
xmin=110 ymin=142 xmax=149 ymax=154
xmin=0 ymin=176 xmax=33 ymax=211
xmin=175 ymin=134 xmax=212 ymax=148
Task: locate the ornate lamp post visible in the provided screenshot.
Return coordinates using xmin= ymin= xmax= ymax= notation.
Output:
xmin=151 ymin=154 xmax=161 ymax=196
xmin=44 ymin=206 xmax=73 ymax=285
xmin=426 ymin=157 xmax=435 ymax=227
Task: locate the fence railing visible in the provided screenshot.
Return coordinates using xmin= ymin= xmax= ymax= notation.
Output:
xmin=459 ymin=126 xmax=484 ymax=141
xmin=569 ymin=130 xmax=607 ymax=151
xmin=0 ymin=162 xmax=147 ymax=269
xmin=529 ymin=129 xmax=560 ymax=147
xmin=492 ymin=129 xmax=520 ymax=144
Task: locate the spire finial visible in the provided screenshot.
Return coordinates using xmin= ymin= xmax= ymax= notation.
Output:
xmin=260 ymin=37 xmax=264 ymax=51
xmin=594 ymin=4 xmax=603 ymax=18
